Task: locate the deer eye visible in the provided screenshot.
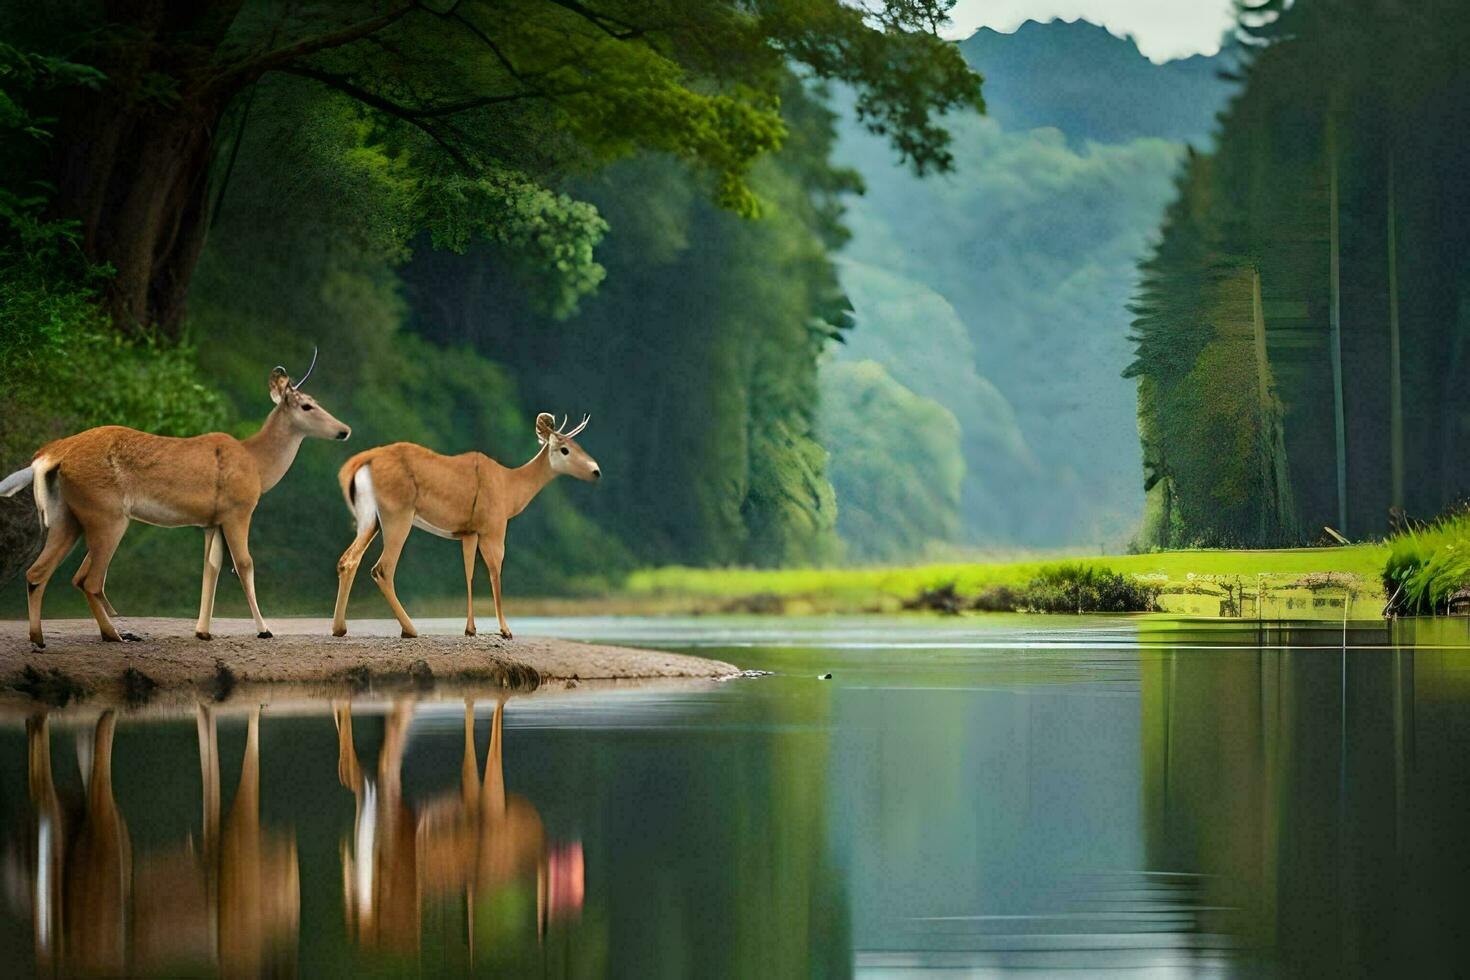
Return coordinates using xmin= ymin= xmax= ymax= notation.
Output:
xmin=560 ymin=447 xmax=570 ymax=456
xmin=301 ymin=404 xmax=315 ymax=412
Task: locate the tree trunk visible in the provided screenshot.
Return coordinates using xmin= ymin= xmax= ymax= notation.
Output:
xmin=56 ymin=99 xmax=225 ymax=336
xmin=46 ymin=1 xmax=247 ymax=336
xmin=1326 ymin=108 xmax=1348 ymax=533
xmin=1386 ymin=151 xmax=1404 ymax=512
xmin=1252 ymin=265 xmax=1296 ymax=543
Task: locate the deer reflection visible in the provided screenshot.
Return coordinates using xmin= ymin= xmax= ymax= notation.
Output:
xmin=26 ymin=711 xmax=131 ymax=975
xmin=21 ymin=706 xmax=298 ymax=976
xmin=335 ymin=698 xmax=583 ymax=957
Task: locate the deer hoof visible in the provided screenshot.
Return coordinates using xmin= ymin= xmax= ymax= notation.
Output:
xmin=101 ymin=633 xmax=121 ymax=643
xmin=499 ymin=628 xmax=513 ymax=640
xmin=257 ymin=631 xmax=273 ymax=639
xmin=401 ymin=629 xmax=418 ymax=639
xmin=332 ymin=627 xmax=347 ymax=638
xmin=196 ymin=631 xmax=213 ymax=641
xmin=30 ymin=637 xmax=45 ymax=651
xmin=465 ymin=627 xmax=476 ymax=637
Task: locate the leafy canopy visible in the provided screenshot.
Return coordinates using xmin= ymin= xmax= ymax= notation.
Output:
xmin=180 ymin=0 xmax=983 ymax=312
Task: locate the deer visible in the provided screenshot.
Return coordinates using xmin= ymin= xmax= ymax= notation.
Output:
xmin=332 ymin=411 xmax=600 ymax=640
xmin=0 ymin=353 xmax=351 ymax=648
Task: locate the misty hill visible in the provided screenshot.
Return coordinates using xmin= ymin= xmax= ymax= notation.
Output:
xmin=960 ymin=19 xmax=1235 ymax=146
xmin=823 ymin=18 xmax=1237 ymax=553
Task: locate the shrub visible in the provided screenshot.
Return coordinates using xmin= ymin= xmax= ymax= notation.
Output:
xmin=1383 ymin=511 xmax=1470 ymax=615
xmin=1020 ymin=563 xmax=1161 ymax=613
xmin=971 ymin=585 xmax=1022 ymax=612
xmin=902 ymin=581 xmax=964 ymax=614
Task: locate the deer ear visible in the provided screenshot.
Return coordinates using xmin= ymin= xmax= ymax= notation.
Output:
xmin=269 ymin=367 xmax=291 ymax=405
xmin=535 ymin=412 xmax=556 ymax=445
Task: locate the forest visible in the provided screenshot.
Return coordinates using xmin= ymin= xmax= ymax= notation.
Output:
xmin=825 ymin=20 xmax=1232 ymax=556
xmin=1129 ymin=0 xmax=1470 ymax=548
xmin=0 ymin=0 xmax=982 ymax=611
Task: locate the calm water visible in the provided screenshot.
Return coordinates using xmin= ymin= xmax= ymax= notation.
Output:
xmin=4 ymin=615 xmax=1470 ymax=977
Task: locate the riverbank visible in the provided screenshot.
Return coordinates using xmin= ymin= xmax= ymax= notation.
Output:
xmin=0 ymin=617 xmax=737 ymax=710
xmin=530 ymin=544 xmax=1391 ymax=618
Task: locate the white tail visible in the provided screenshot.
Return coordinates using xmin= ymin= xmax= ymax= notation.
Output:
xmin=0 ymin=464 xmax=33 ymax=498
xmin=0 ymin=459 xmax=57 ymax=530
xmin=30 ymin=458 xmax=59 ymax=529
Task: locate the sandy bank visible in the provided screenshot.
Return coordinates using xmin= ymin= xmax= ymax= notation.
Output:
xmin=0 ymin=617 xmax=737 ymax=711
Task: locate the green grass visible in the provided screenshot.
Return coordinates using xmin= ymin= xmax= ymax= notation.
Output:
xmin=620 ymin=544 xmax=1390 ymax=616
xmin=625 ymin=545 xmax=1387 ymax=598
xmin=1384 ymin=514 xmax=1470 ymax=614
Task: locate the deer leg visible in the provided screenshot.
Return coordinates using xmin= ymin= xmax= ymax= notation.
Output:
xmin=74 ymin=551 xmax=134 ymax=640
xmin=370 ymin=511 xmax=417 ymax=638
xmin=70 ymin=555 xmax=119 ymax=618
xmin=24 ymin=507 xmax=81 ymax=649
xmin=478 ymin=535 xmax=511 ymax=639
xmin=77 ymin=516 xmax=131 ymax=642
xmin=221 ymin=514 xmax=271 ymax=638
xmin=461 ymin=534 xmax=479 ymax=636
xmin=195 ymin=526 xmax=225 ymax=640
xmin=332 ymin=520 xmax=379 ymax=638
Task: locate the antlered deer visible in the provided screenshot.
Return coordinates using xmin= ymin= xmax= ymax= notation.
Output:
xmin=0 ymin=355 xmax=350 ymax=647
xmin=333 ymin=412 xmax=600 ymax=640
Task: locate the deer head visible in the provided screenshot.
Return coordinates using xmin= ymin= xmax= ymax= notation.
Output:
xmin=536 ymin=413 xmax=600 ymax=481
xmin=269 ymin=349 xmax=351 ymax=441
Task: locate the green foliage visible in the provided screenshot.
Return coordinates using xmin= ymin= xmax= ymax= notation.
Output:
xmin=0 ymin=41 xmax=103 ymax=224
xmin=1131 ymin=0 xmax=1470 ymax=545
xmin=1383 ymin=513 xmax=1470 ymax=616
xmin=622 ymin=543 xmax=1389 ymax=612
xmin=820 ymin=359 xmax=963 ymax=561
xmin=422 ymin=170 xmax=608 ymax=318
xmin=837 ymin=92 xmax=1191 ymax=549
xmin=0 ymin=3 xmax=987 ymax=605
xmin=164 ymin=83 xmax=631 ymax=611
xmin=1019 ymin=563 xmax=1161 ymax=613
xmin=832 ymin=260 xmax=1036 ymax=544
xmin=0 ymin=45 xmax=222 ymax=468
xmin=8 ymin=0 xmax=980 ymax=332
xmin=405 ymin=80 xmax=856 ymax=570
xmin=903 ymin=563 xmax=1161 ymax=613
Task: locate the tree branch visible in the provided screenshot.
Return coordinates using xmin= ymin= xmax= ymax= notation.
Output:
xmin=544 ymin=0 xmax=644 ymax=40
xmin=207 ymin=3 xmax=417 ymax=97
xmin=280 ymin=63 xmax=579 ymax=121
xmin=279 ymin=65 xmax=471 ymax=168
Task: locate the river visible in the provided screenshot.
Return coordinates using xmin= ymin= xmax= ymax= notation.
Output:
xmin=2 ymin=614 xmax=1468 ymax=976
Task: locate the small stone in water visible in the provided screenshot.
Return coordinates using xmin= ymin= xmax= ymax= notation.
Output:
xmin=818 ymin=673 xmax=833 ymax=680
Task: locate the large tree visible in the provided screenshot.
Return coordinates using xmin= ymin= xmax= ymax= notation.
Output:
xmin=8 ymin=0 xmax=981 ymax=335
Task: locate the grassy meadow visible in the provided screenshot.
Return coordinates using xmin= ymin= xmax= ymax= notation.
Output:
xmin=533 ymin=544 xmax=1392 ymax=619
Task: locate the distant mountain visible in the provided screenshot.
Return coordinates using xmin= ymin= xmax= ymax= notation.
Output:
xmin=960 ymin=19 xmax=1235 ymax=146
xmin=823 ymin=18 xmax=1239 ymax=553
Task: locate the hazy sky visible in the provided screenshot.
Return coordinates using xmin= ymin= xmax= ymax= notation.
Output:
xmin=946 ymin=1 xmax=1237 ymax=63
